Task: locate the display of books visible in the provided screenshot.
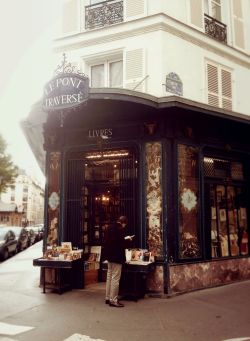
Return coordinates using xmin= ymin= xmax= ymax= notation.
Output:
xmin=85 ymin=245 xmax=101 ymax=271
xmin=126 ymin=248 xmax=154 ymax=264
xmin=43 ymin=243 xmax=82 ymax=261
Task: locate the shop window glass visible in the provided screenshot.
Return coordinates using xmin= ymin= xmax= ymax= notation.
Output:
xmin=205 ymin=157 xmax=249 ymax=258
xmin=178 ymin=144 xmax=201 ymax=259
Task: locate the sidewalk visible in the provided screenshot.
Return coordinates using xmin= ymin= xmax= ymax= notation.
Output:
xmin=0 ymin=242 xmax=250 ymax=341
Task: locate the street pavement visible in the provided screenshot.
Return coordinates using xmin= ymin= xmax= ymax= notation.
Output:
xmin=0 ymin=241 xmax=250 ymax=341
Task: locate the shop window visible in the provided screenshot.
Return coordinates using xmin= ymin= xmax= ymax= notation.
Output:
xmin=178 ymin=144 xmax=201 ymax=259
xmin=90 ymin=60 xmax=123 ymax=88
xmin=204 ymin=157 xmax=249 ymax=258
xmin=204 ymin=157 xmax=244 ymax=180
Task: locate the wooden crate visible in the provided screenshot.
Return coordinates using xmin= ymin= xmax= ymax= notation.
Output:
xmin=84 ymin=269 xmax=98 ymax=286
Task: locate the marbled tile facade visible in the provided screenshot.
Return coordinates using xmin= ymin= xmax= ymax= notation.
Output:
xmin=169 ymin=258 xmax=250 ymax=294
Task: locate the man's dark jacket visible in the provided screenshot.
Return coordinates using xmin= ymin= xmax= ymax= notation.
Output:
xmin=104 ymin=222 xmax=126 ymax=264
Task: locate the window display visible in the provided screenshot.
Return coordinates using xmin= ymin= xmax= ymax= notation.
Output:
xmin=205 ymin=157 xmax=249 ymax=258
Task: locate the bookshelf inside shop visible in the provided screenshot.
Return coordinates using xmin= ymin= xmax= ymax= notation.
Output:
xmin=82 ymin=183 xmax=121 ymax=252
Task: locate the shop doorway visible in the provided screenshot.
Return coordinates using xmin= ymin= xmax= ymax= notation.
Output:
xmin=65 ymin=147 xmax=139 ymax=254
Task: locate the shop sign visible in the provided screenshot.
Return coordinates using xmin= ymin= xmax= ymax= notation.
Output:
xmin=88 ymin=128 xmax=113 ymax=139
xmin=43 ymin=73 xmax=89 ymax=111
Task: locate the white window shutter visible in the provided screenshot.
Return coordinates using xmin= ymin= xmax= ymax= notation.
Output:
xmin=125 ymin=48 xmax=145 ymax=92
xmin=189 ymin=0 xmax=203 ymax=29
xmin=207 ymin=63 xmax=219 ymax=107
xmin=232 ymin=0 xmax=245 ymax=49
xmin=62 ymin=0 xmax=79 ymax=34
xmin=221 ymin=69 xmax=232 ymax=111
xmin=125 ymin=0 xmax=145 ymax=20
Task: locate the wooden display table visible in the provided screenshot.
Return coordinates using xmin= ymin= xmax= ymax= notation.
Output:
xmin=33 ymin=257 xmax=84 ymax=294
xmin=119 ymin=261 xmax=155 ymax=301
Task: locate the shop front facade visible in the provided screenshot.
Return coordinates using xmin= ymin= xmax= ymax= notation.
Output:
xmin=42 ymin=89 xmax=250 ymax=296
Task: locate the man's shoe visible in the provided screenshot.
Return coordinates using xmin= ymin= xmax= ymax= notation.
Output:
xmin=105 ymin=299 xmax=110 ymax=304
xmin=109 ymin=301 xmax=124 ymax=307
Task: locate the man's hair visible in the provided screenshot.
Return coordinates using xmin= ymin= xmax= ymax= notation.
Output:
xmin=118 ymin=216 xmax=128 ymax=225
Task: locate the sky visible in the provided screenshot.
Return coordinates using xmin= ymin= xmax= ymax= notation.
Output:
xmin=0 ymin=0 xmax=62 ymax=185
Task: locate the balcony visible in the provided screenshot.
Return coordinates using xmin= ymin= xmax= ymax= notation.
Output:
xmin=85 ymin=0 xmax=123 ymax=30
xmin=204 ymin=14 xmax=227 ymax=44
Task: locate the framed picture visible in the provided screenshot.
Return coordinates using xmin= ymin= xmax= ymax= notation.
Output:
xmin=61 ymin=242 xmax=72 ymax=252
xmin=217 ymin=191 xmax=222 ymax=203
xmin=240 ymin=207 xmax=247 ymax=220
xmin=211 ymin=207 xmax=217 ymax=220
xmin=219 ymin=209 xmax=227 ymax=222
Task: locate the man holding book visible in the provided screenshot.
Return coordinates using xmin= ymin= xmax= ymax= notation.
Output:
xmin=104 ymin=215 xmax=134 ymax=307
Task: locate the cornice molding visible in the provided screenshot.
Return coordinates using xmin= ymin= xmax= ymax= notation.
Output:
xmin=88 ymin=88 xmax=250 ymax=123
xmin=54 ymin=13 xmax=250 ymax=68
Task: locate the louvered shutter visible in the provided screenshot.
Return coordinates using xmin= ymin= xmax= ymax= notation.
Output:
xmin=125 ymin=49 xmax=145 ymax=92
xmin=221 ymin=69 xmax=232 ymax=110
xmin=62 ymin=0 xmax=79 ymax=34
xmin=189 ymin=0 xmax=203 ymax=29
xmin=125 ymin=0 xmax=145 ymax=20
xmin=232 ymin=0 xmax=245 ymax=49
xmin=207 ymin=63 xmax=219 ymax=107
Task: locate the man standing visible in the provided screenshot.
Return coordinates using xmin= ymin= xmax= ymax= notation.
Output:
xmin=104 ymin=215 xmax=134 ymax=307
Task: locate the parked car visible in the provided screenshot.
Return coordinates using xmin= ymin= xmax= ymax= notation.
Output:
xmin=25 ymin=226 xmax=36 ymax=246
xmin=0 ymin=228 xmax=18 ymax=261
xmin=10 ymin=226 xmax=29 ymax=252
xmin=33 ymin=224 xmax=44 ymax=241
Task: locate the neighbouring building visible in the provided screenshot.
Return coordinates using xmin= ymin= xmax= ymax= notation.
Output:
xmin=22 ymin=0 xmax=250 ymax=296
xmin=0 ymin=201 xmax=24 ymax=226
xmin=0 ymin=169 xmax=45 ymax=226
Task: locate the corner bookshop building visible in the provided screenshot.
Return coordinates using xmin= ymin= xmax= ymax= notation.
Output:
xmin=29 ymin=84 xmax=250 ymax=295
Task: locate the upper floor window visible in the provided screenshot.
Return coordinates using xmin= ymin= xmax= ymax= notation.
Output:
xmin=204 ymin=0 xmax=227 ymax=43
xmin=206 ymin=61 xmax=232 ymax=111
xmin=205 ymin=0 xmax=221 ymax=21
xmin=23 ymin=185 xmax=28 ymax=193
xmin=90 ymin=60 xmax=123 ymax=88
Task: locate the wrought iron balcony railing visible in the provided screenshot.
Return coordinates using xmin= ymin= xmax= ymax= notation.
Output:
xmin=85 ymin=0 xmax=123 ymax=30
xmin=204 ymin=14 xmax=227 ymax=44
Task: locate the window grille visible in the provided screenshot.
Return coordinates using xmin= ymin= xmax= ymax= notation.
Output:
xmin=204 ymin=157 xmax=244 ymax=180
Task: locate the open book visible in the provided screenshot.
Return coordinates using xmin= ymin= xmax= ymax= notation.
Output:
xmin=125 ymin=235 xmax=135 ymax=240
